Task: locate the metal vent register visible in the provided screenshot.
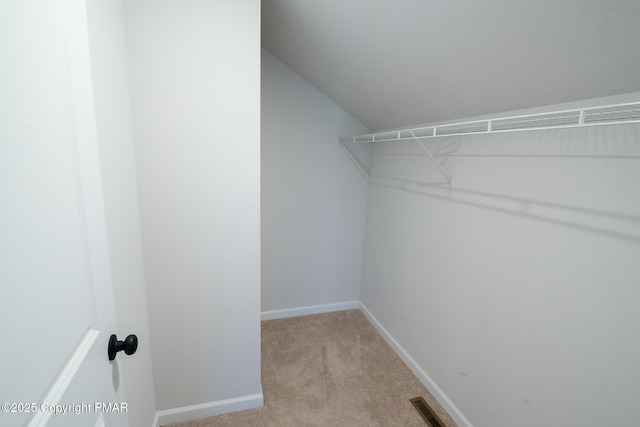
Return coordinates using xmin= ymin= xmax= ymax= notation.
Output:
xmin=410 ymin=396 xmax=445 ymax=427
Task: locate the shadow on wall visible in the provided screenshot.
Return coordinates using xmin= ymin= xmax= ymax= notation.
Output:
xmin=345 ymin=124 xmax=640 ymax=242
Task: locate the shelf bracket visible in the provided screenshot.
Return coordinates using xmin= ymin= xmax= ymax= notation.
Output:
xmin=339 ymin=139 xmax=370 ymax=180
xmin=409 ymin=131 xmax=451 ymax=185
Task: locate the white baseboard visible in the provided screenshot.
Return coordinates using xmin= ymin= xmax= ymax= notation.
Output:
xmin=358 ymin=302 xmax=474 ymax=427
xmin=261 ymin=300 xmax=359 ymax=321
xmin=152 ymin=303 xmax=469 ymax=426
xmin=152 ymin=393 xmax=263 ymax=427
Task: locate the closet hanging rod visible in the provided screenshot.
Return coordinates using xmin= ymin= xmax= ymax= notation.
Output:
xmin=341 ymin=101 xmax=640 ymax=144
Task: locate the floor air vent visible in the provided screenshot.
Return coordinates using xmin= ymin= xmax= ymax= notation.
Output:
xmin=410 ymin=396 xmax=445 ymax=427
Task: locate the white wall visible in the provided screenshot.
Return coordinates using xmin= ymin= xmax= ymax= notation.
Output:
xmin=123 ymin=0 xmax=262 ymax=417
xmin=85 ymin=2 xmax=157 ymax=425
xmin=359 ymin=93 xmax=640 ymax=426
xmin=261 ymin=50 xmax=369 ymax=314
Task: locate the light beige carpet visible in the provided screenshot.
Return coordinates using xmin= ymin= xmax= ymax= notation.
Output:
xmin=165 ymin=309 xmax=457 ymax=427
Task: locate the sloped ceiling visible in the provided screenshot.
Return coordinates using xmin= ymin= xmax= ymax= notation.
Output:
xmin=262 ymin=0 xmax=640 ymax=131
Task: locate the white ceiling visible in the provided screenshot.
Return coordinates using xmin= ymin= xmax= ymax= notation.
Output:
xmin=262 ymin=0 xmax=640 ymax=131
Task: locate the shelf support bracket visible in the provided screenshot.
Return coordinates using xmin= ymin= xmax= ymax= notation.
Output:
xmin=409 ymin=131 xmax=451 ymax=185
xmin=339 ymin=139 xmax=370 ymax=180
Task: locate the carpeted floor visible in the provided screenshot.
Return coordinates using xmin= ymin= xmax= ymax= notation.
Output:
xmin=165 ymin=309 xmax=457 ymax=427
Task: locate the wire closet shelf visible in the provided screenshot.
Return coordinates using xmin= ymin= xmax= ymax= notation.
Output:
xmin=340 ymin=101 xmax=640 ymax=144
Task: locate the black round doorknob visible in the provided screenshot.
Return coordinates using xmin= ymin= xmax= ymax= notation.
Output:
xmin=108 ymin=334 xmax=138 ymax=361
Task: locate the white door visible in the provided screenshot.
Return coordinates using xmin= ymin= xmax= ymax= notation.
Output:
xmin=1 ymin=1 xmax=129 ymax=426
